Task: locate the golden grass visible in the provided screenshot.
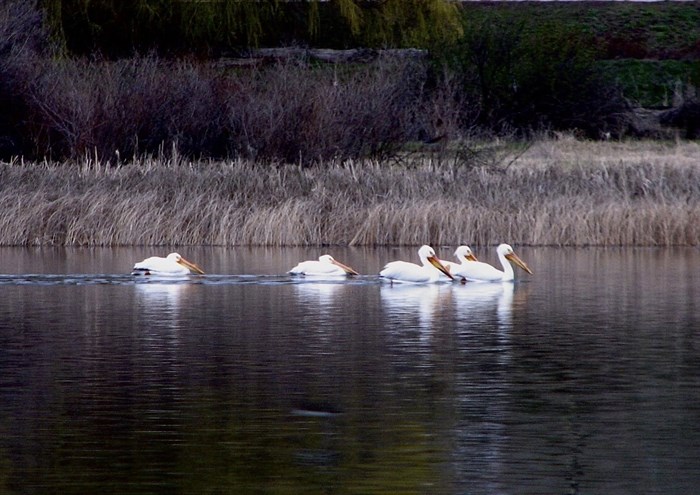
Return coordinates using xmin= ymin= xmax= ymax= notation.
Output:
xmin=1 ymin=139 xmax=699 ymax=246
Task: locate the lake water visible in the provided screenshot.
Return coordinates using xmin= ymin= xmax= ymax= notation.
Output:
xmin=0 ymin=246 xmax=698 ymax=494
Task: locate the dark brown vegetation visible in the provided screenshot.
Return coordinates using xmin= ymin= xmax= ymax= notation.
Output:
xmin=3 ymin=2 xmax=698 ymax=163
xmin=17 ymin=54 xmax=465 ymax=163
xmin=2 ymin=3 xmax=466 ymax=163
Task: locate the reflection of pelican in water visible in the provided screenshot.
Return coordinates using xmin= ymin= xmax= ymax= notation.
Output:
xmin=132 ymin=252 xmax=205 ymax=276
xmin=452 ymin=282 xmax=515 ymax=327
xmin=497 ymin=282 xmax=514 ymax=327
xmin=380 ymin=245 xmax=453 ymax=284
xmin=293 ymin=282 xmax=345 ymax=308
xmin=289 ymin=255 xmax=358 ymax=277
xmin=452 ymin=281 xmax=505 ymax=304
xmin=134 ymin=282 xmax=189 ymax=313
xmin=134 ymin=282 xmax=193 ymax=339
xmin=380 ymin=283 xmax=450 ymax=333
xmin=293 ymin=282 xmax=350 ymax=339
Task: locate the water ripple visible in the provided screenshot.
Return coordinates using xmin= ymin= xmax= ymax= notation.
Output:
xmin=0 ymin=273 xmax=385 ymax=286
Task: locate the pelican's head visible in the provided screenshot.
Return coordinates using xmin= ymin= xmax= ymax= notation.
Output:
xmin=319 ymin=254 xmax=359 ymax=275
xmin=419 ymin=245 xmax=453 ymax=280
xmin=454 ymin=245 xmax=478 ymax=262
xmin=168 ymin=252 xmax=206 ymax=275
xmin=498 ymin=244 xmax=533 ymax=275
xmin=417 ymin=245 xmax=436 ymax=262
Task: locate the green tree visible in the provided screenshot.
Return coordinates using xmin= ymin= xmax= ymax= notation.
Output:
xmin=443 ymin=9 xmax=626 ymax=136
xmin=38 ymin=0 xmax=463 ymax=56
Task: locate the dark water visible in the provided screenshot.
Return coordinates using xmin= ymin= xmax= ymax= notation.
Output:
xmin=0 ymin=246 xmax=698 ymax=494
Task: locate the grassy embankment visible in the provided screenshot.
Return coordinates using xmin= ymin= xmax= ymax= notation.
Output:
xmin=1 ymin=138 xmax=698 ymax=247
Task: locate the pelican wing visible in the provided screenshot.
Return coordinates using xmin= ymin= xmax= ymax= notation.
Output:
xmin=380 ymin=261 xmax=434 ymax=283
xmin=452 ymin=261 xmax=504 ymax=282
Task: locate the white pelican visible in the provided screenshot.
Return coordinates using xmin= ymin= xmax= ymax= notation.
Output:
xmin=379 ymin=245 xmax=454 ymax=283
xmin=132 ymin=252 xmax=205 ymax=276
xmin=289 ymin=254 xmax=359 ymax=276
xmin=453 ymin=243 xmax=532 ymax=282
xmin=441 ymin=245 xmax=478 ymax=280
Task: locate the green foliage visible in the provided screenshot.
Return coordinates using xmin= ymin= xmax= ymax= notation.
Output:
xmin=436 ymin=1 xmax=699 ymax=135
xmin=37 ymin=0 xmax=463 ymax=56
xmin=360 ymin=0 xmax=462 ymax=48
xmin=441 ymin=10 xmax=625 ymax=136
xmin=600 ymin=59 xmax=700 ymax=108
xmin=458 ymin=2 xmax=700 ymax=61
xmin=511 ymin=21 xmax=605 ymax=128
xmin=578 ymin=2 xmax=700 ymax=59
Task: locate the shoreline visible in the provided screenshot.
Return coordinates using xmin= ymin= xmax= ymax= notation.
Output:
xmin=1 ymin=138 xmax=699 ymax=247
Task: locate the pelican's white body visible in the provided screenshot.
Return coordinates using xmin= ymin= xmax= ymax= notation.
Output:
xmin=289 ymin=254 xmax=358 ymax=277
xmin=380 ymin=245 xmax=453 ymax=284
xmin=452 ymin=244 xmax=532 ymax=282
xmin=441 ymin=245 xmax=477 ymax=281
xmin=132 ymin=252 xmax=205 ymax=276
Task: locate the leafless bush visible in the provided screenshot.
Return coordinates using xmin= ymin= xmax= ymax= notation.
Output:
xmin=21 ymin=53 xmax=458 ymax=163
xmin=25 ymin=56 xmax=229 ymax=160
xmin=0 ymin=1 xmax=45 ymax=70
xmin=225 ymin=57 xmax=432 ymax=163
xmin=0 ymin=1 xmax=47 ymax=157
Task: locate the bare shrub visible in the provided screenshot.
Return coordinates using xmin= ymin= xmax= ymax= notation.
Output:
xmin=0 ymin=1 xmax=48 ymax=158
xmin=225 ymin=57 xmax=431 ymax=163
xmin=660 ymin=99 xmax=700 ymax=139
xmin=21 ymin=52 xmax=464 ymax=164
xmin=25 ymin=56 xmax=229 ymax=160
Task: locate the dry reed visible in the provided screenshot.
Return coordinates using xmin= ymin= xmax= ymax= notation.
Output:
xmin=1 ymin=139 xmax=699 ymax=247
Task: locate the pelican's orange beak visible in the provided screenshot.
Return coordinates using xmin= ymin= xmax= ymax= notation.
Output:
xmin=331 ymin=259 xmax=359 ymax=276
xmin=505 ymin=252 xmax=533 ymax=275
xmin=466 ymin=253 xmax=478 ymax=262
xmin=428 ymin=255 xmax=453 ymax=280
xmin=178 ymin=257 xmax=206 ymax=275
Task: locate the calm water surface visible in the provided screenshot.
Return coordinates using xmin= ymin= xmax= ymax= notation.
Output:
xmin=0 ymin=246 xmax=698 ymax=494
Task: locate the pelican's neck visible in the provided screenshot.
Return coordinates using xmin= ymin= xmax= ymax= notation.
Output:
xmin=498 ymin=251 xmax=515 ymax=281
xmin=420 ymin=253 xmax=442 ymax=278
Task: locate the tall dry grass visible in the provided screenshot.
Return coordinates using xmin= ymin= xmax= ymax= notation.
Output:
xmin=1 ymin=139 xmax=699 ymax=247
